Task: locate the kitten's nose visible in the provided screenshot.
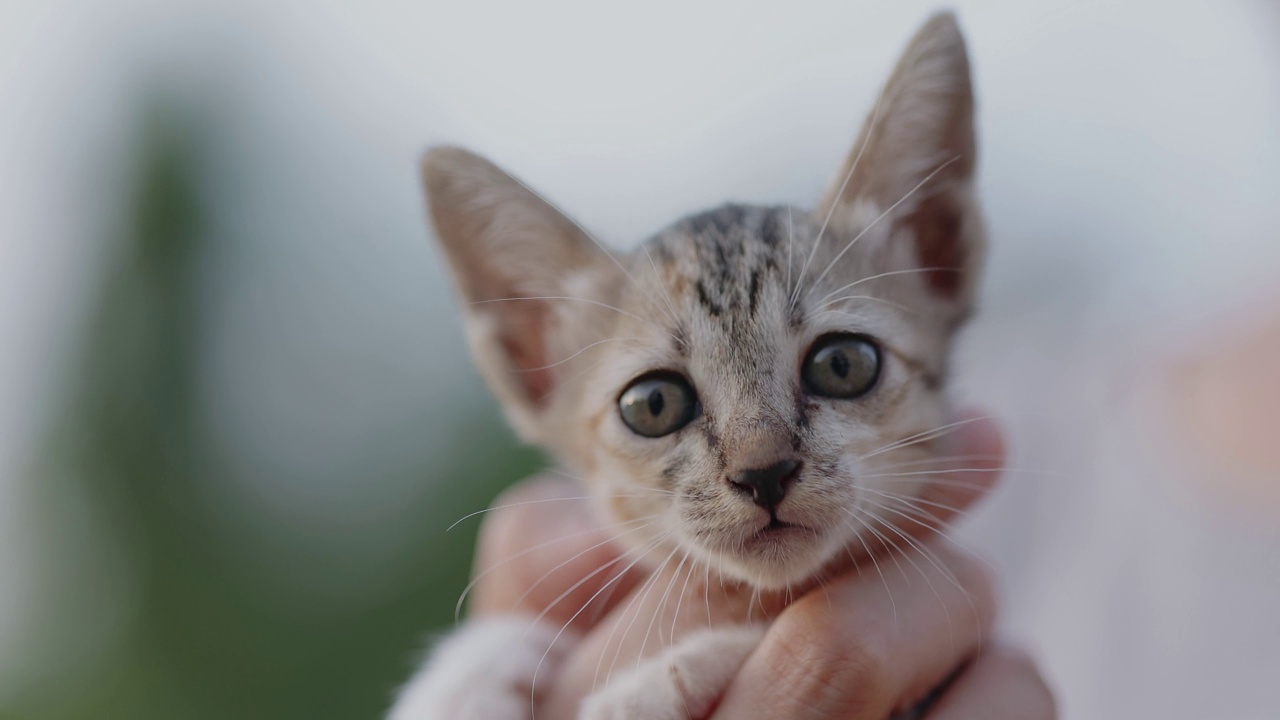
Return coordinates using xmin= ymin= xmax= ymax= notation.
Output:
xmin=729 ymin=458 xmax=802 ymax=510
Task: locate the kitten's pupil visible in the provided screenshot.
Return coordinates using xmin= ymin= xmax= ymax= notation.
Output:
xmin=647 ymin=389 xmax=665 ymax=417
xmin=830 ymin=352 xmax=850 ymax=379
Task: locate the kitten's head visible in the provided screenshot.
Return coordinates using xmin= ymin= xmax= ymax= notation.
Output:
xmin=424 ymin=13 xmax=984 ymax=589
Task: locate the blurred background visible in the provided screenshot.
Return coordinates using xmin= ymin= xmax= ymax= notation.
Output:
xmin=1 ymin=0 xmax=1277 ymax=718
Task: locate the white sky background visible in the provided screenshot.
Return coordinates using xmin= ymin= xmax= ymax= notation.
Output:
xmin=2 ymin=0 xmax=1278 ymax=716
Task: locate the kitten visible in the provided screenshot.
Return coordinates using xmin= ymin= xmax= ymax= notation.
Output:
xmin=391 ymin=11 xmax=984 ymax=719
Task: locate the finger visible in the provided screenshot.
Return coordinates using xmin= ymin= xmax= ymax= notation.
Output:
xmin=928 ymin=646 xmax=1056 ymax=719
xmin=469 ymin=476 xmax=644 ymax=631
xmin=540 ymin=551 xmax=761 ymax=719
xmin=714 ymin=540 xmax=997 ymax=720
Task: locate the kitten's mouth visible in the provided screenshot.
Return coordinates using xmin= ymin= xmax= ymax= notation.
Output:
xmin=741 ymin=518 xmax=818 ymax=550
xmin=697 ymin=514 xmax=833 ymax=588
xmin=759 ymin=517 xmax=802 ymax=534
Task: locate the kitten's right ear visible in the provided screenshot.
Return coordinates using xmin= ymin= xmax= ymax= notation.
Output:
xmin=422 ymin=147 xmax=620 ymax=440
xmin=819 ymin=12 xmax=984 ymax=315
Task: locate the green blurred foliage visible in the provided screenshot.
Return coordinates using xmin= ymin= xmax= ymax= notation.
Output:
xmin=8 ymin=106 xmax=540 ymax=719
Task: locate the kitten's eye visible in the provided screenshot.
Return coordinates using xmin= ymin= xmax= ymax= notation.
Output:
xmin=618 ymin=372 xmax=698 ymax=438
xmin=802 ymin=333 xmax=881 ymax=399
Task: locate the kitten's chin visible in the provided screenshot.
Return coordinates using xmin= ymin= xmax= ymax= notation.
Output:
xmin=711 ymin=525 xmax=838 ymax=590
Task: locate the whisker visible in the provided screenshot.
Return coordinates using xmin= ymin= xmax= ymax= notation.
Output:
xmin=846 ymin=522 xmax=896 ymax=628
xmin=860 ymin=504 xmax=966 ymax=653
xmin=856 ymin=507 xmax=929 ymax=589
xmin=603 ymin=545 xmax=681 ymax=687
xmin=853 ymin=506 xmax=953 ymax=643
xmin=639 ymin=550 xmax=690 ymax=668
xmin=817 ymin=309 xmax=876 ymax=325
xmin=473 ymin=295 xmax=648 ymax=325
xmin=453 ymin=513 xmax=656 ymax=622
xmin=863 ymin=491 xmax=999 ymax=575
xmin=511 ymin=520 xmax=660 ymax=615
xmin=473 ymin=296 xmax=683 ymax=347
xmin=670 ymin=554 xmax=698 ymax=649
xmin=590 ymin=537 xmax=671 ymax=693
xmin=871 ymin=477 xmax=994 ymax=493
xmin=862 ymin=467 xmax=1068 ymax=480
xmin=816 ymin=295 xmax=918 ymax=315
xmin=862 ymin=453 xmax=1005 ymax=471
xmin=814 ymin=573 xmax=834 ymax=615
xmin=642 ymin=245 xmax=683 ymax=333
xmin=447 ymin=492 xmax=670 ymax=531
xmin=544 ymin=467 xmax=679 ymax=495
xmin=786 ymin=207 xmax=795 ymax=298
xmin=817 ymin=268 xmax=959 ymax=307
xmin=517 ymin=336 xmax=646 ymax=372
xmin=861 ymin=487 xmax=972 ymax=520
xmin=531 ymin=534 xmax=670 ymax=716
xmin=860 ymin=415 xmax=996 ymax=460
xmin=703 ymin=560 xmax=713 ymax=628
xmin=791 ymin=86 xmax=887 ymax=311
xmin=805 ymin=155 xmax=961 ymax=299
xmin=501 ymin=171 xmax=643 ymax=294
xmin=863 ymin=501 xmax=977 ymax=602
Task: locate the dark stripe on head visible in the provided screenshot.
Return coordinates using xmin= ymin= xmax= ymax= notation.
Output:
xmin=747 ymin=268 xmax=762 ymax=317
xmin=695 ymin=279 xmax=725 ymax=317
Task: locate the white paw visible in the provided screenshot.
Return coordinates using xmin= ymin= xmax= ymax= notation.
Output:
xmin=579 ymin=625 xmax=765 ymax=720
xmin=388 ymin=615 xmax=576 ymax=720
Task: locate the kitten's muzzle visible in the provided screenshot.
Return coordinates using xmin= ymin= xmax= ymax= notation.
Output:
xmin=729 ymin=458 xmax=802 ymax=510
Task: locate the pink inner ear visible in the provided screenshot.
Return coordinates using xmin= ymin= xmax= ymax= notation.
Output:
xmin=908 ymin=194 xmax=965 ymax=299
xmin=500 ymin=304 xmax=555 ymax=407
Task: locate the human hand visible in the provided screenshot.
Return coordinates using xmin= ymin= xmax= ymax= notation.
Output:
xmin=467 ymin=411 xmax=1055 ymax=718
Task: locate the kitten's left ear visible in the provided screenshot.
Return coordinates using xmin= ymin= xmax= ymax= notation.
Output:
xmin=820 ymin=11 xmax=984 ymax=312
xmin=422 ymin=147 xmax=622 ymax=442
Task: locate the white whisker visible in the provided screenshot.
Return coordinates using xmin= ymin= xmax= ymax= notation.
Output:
xmin=791 ymin=87 xmax=887 ymax=311
xmin=603 ymin=545 xmax=681 ymax=687
xmin=518 ymin=336 xmax=646 ymax=372
xmin=865 ymin=504 xmax=964 ymax=653
xmin=453 ymin=513 xmax=656 ymax=622
xmin=502 ymin=171 xmax=641 ymax=292
xmin=805 ymin=155 xmax=961 ymax=298
xmin=473 ymin=295 xmax=650 ymax=327
xmin=639 ymin=551 xmax=690 ymax=667
xmin=863 ymin=467 xmax=1066 ymax=480
xmin=816 ymin=294 xmax=918 ymax=315
xmin=817 ymin=268 xmax=958 ymax=307
xmin=670 ymin=555 xmax=698 ymax=648
xmin=786 ymin=206 xmax=795 ymax=297
xmin=642 ymin=245 xmax=682 ymax=332
xmin=446 ymin=492 xmax=670 ymax=531
xmin=512 ymin=520 xmax=660 ymax=615
xmin=844 ymin=512 xmax=906 ymax=625
xmin=531 ymin=533 xmax=669 ymax=716
xmin=860 ymin=415 xmax=994 ymax=460
xmin=863 ymin=454 xmax=1004 ymax=471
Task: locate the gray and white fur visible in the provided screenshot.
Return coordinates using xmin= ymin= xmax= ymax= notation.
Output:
xmin=390 ymin=12 xmax=986 ymax=719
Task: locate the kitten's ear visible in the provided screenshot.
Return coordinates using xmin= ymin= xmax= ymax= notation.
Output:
xmin=820 ymin=11 xmax=984 ymax=310
xmin=423 ymin=146 xmax=620 ymax=440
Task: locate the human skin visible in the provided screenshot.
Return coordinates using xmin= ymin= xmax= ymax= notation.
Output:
xmin=467 ymin=411 xmax=1056 ymax=719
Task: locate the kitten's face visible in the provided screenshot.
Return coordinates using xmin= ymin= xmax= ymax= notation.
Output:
xmin=575 ymin=206 xmax=963 ymax=587
xmin=424 ymin=14 xmax=982 ymax=589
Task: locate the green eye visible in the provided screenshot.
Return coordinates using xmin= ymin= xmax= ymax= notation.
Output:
xmin=802 ymin=334 xmax=881 ymax=399
xmin=618 ymin=372 xmax=698 ymax=438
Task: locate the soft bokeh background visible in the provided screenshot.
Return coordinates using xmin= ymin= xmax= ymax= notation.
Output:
xmin=2 ymin=1 xmax=1278 ymax=718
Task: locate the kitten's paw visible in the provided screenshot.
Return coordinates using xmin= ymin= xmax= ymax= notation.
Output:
xmin=579 ymin=625 xmax=765 ymax=720
xmin=388 ymin=615 xmax=575 ymax=720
